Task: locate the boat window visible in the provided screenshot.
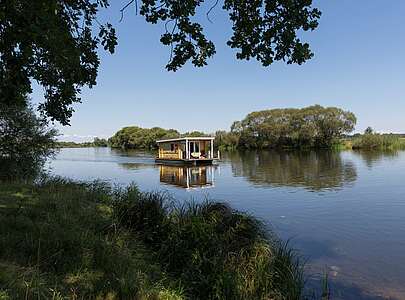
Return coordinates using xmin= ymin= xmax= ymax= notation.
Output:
xmin=189 ymin=142 xmax=200 ymax=152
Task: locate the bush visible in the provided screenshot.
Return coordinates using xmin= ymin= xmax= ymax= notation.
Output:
xmin=351 ymin=134 xmax=405 ymax=150
xmin=115 ymin=194 xmax=307 ymax=299
xmin=0 ymin=104 xmax=57 ymax=180
xmin=113 ymin=185 xmax=171 ymax=249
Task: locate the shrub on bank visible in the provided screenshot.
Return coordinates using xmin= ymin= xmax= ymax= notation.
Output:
xmin=351 ymin=134 xmax=405 ymax=150
xmin=0 ymin=178 xmax=318 ymax=299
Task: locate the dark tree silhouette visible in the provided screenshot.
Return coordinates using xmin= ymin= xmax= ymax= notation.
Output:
xmin=364 ymin=127 xmax=374 ymax=135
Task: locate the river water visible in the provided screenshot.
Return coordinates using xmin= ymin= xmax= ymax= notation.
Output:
xmin=49 ymin=148 xmax=405 ymax=300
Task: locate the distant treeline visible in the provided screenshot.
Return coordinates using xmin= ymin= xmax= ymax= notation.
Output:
xmin=63 ymin=105 xmax=405 ymax=151
xmin=56 ymin=137 xmax=108 ymax=148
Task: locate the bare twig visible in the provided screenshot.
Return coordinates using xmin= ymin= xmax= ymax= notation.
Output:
xmin=168 ymin=19 xmax=178 ymax=64
xmin=206 ymin=0 xmax=219 ymax=23
xmin=119 ymin=0 xmax=138 ymax=22
xmin=164 ymin=19 xmax=175 ymax=34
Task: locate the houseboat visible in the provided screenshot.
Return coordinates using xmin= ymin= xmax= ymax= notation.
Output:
xmin=155 ymin=137 xmax=219 ymax=165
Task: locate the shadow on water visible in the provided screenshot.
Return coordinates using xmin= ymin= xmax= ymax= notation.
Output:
xmin=307 ymin=278 xmax=401 ymax=300
xmin=225 ymin=150 xmax=358 ymax=191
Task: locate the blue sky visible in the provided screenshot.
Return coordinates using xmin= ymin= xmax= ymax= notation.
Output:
xmin=34 ymin=1 xmax=405 ymax=141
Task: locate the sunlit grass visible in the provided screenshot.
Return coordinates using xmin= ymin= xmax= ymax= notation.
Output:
xmin=0 ymin=177 xmax=323 ymax=299
xmin=339 ymin=135 xmax=405 ymax=151
xmin=351 ymin=134 xmax=405 ymax=150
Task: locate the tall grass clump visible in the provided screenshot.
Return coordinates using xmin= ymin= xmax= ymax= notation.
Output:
xmin=0 ymin=178 xmax=182 ymax=299
xmin=351 ymin=134 xmax=405 ymax=150
xmin=1 ymin=177 xmax=320 ymax=299
xmin=114 ymin=190 xmax=307 ymax=300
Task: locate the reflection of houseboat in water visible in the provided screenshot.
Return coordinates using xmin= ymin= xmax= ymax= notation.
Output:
xmin=156 ymin=137 xmax=220 ymax=165
xmin=159 ymin=165 xmax=215 ymax=189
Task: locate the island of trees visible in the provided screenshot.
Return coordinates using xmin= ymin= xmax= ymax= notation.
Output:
xmin=108 ymin=105 xmax=357 ymax=150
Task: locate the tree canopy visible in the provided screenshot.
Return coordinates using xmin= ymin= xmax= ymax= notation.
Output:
xmin=0 ymin=104 xmax=57 ymax=179
xmin=220 ymin=105 xmax=356 ymax=149
xmin=1 ymin=0 xmax=321 ymax=125
xmin=108 ymin=126 xmax=180 ymax=149
xmin=0 ymin=0 xmax=117 ymax=125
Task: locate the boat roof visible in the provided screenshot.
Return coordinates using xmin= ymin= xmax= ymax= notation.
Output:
xmin=156 ymin=136 xmax=215 ymax=143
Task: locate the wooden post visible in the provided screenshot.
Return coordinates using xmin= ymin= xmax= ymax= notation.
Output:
xmin=185 ymin=139 xmax=189 ymax=160
xmin=186 ymin=167 xmax=190 ymax=188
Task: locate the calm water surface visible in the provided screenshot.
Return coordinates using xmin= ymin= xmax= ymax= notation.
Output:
xmin=49 ymin=148 xmax=405 ymax=300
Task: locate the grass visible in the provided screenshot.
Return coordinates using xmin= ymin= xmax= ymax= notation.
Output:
xmin=346 ymin=134 xmax=405 ymax=150
xmin=0 ymin=177 xmax=324 ymax=299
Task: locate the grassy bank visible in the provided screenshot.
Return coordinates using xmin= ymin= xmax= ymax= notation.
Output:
xmin=0 ymin=178 xmax=321 ymax=299
xmin=340 ymin=134 xmax=405 ymax=151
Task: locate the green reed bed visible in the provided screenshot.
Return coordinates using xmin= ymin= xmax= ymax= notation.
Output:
xmin=0 ymin=178 xmax=321 ymax=299
xmin=350 ymin=134 xmax=405 ymax=150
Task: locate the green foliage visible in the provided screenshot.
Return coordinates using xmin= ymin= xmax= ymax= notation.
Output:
xmin=55 ymin=141 xmax=94 ymax=148
xmin=56 ymin=137 xmax=109 ymax=148
xmin=109 ymin=126 xmax=180 ymax=149
xmin=351 ymin=133 xmax=405 ymax=150
xmin=214 ymin=130 xmax=239 ymax=151
xmin=138 ymin=0 xmax=320 ymax=71
xmin=0 ymin=104 xmax=57 ymax=180
xmin=0 ymin=178 xmax=319 ymax=299
xmin=0 ymin=178 xmax=182 ymax=300
xmin=114 ymin=186 xmax=170 ymax=249
xmin=364 ymin=127 xmax=374 ymax=135
xmin=2 ymin=0 xmax=320 ymax=125
xmin=181 ymin=131 xmax=209 ymax=137
xmin=1 ymin=0 xmax=117 ymax=125
xmin=93 ymin=137 xmax=108 ymax=147
xmin=216 ymin=105 xmax=356 ymax=149
xmin=115 ymin=193 xmax=308 ymax=300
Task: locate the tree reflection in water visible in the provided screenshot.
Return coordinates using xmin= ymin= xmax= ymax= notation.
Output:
xmin=227 ymin=150 xmax=357 ymax=191
xmin=352 ymin=150 xmax=399 ymax=169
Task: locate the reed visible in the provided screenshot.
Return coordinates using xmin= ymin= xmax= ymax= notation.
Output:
xmin=350 ymin=134 xmax=405 ymax=150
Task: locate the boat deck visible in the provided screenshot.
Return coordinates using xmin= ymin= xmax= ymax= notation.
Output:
xmin=155 ymin=158 xmax=215 ymax=165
